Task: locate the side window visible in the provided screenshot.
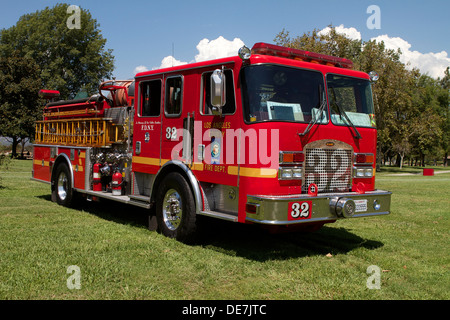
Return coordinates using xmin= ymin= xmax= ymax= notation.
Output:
xmin=201 ymin=69 xmax=236 ymax=115
xmin=165 ymin=76 xmax=183 ymax=116
xmin=140 ymin=80 xmax=161 ymax=117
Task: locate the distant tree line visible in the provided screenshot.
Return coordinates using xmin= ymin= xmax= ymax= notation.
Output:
xmin=274 ymin=27 xmax=449 ymax=167
xmin=0 ymin=3 xmax=114 ymax=157
xmin=0 ymin=10 xmax=448 ymax=169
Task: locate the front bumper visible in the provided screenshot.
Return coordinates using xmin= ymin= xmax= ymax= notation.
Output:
xmin=246 ymin=190 xmax=391 ymax=225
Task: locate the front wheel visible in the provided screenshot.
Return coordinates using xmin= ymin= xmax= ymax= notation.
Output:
xmin=155 ymin=172 xmax=197 ymax=243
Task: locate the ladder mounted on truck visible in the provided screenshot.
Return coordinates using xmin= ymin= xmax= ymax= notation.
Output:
xmin=35 ymin=80 xmax=134 ymax=148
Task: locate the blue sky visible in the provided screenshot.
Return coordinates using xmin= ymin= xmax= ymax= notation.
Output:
xmin=0 ymin=0 xmax=449 ymax=79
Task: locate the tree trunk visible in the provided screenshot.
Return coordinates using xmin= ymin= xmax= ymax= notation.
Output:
xmin=399 ymin=153 xmax=404 ymax=169
xmin=11 ymin=137 xmax=19 ymax=158
xmin=19 ymin=138 xmax=27 ymax=158
xmin=395 ymin=154 xmax=401 ymax=167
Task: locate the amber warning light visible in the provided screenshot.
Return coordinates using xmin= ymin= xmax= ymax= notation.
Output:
xmin=251 ymin=43 xmax=354 ymax=69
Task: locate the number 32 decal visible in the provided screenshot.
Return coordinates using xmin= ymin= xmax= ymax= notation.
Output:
xmin=166 ymin=127 xmax=177 ymax=140
xmin=288 ymin=201 xmax=312 ymax=221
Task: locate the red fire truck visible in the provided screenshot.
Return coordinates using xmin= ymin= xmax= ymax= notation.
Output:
xmin=32 ymin=42 xmax=391 ymax=243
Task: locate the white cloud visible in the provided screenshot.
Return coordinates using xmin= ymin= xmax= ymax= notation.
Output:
xmin=157 ymin=55 xmax=188 ymax=69
xmin=136 ymin=56 xmax=187 ymax=73
xmin=194 ymin=36 xmax=245 ymax=62
xmin=136 ymin=36 xmax=245 ymax=72
xmin=319 ymin=24 xmax=362 ymax=41
xmin=371 ymin=34 xmax=450 ymax=79
xmin=135 ymin=31 xmax=449 ymax=79
xmin=133 ymin=65 xmax=148 ymax=75
xmin=319 ymin=24 xmax=449 ymax=79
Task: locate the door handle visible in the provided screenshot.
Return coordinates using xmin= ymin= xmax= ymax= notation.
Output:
xmin=136 ymin=141 xmax=141 ymax=155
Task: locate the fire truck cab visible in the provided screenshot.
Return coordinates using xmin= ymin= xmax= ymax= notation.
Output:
xmin=33 ymin=43 xmax=391 ymax=243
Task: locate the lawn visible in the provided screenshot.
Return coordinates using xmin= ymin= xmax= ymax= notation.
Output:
xmin=0 ymin=160 xmax=448 ymax=300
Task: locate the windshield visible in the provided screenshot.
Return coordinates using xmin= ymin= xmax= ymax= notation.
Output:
xmin=242 ymin=65 xmax=325 ymax=123
xmin=327 ymin=74 xmax=376 ymax=128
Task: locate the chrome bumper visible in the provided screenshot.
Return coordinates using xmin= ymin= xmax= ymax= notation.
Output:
xmin=246 ymin=190 xmax=391 ymax=225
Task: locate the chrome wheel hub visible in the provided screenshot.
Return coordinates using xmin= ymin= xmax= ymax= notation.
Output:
xmin=162 ymin=189 xmax=182 ymax=231
xmin=57 ymin=172 xmax=68 ymax=201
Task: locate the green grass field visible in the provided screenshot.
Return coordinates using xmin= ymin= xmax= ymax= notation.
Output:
xmin=0 ymin=160 xmax=448 ymax=300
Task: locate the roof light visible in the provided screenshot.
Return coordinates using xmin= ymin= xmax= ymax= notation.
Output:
xmin=251 ymin=43 xmax=354 ymax=69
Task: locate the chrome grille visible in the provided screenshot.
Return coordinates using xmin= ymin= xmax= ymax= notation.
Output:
xmin=303 ymin=147 xmax=352 ymax=193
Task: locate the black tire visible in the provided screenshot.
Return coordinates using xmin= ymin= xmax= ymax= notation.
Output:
xmin=155 ymin=172 xmax=197 ymax=243
xmin=52 ymin=163 xmax=75 ymax=207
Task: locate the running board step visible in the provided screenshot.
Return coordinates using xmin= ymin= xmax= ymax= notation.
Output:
xmin=129 ymin=195 xmax=152 ymax=209
xmin=199 ymin=210 xmax=238 ymax=222
xmin=129 ymin=195 xmax=151 ymax=203
xmin=78 ymin=189 xmax=151 ymax=209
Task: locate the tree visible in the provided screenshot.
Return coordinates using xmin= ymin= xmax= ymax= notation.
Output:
xmin=438 ymin=67 xmax=450 ymax=166
xmin=361 ymin=40 xmax=414 ymax=167
xmin=0 ymin=53 xmax=42 ymax=157
xmin=274 ymin=28 xmax=412 ymax=167
xmin=0 ymin=3 xmax=114 ymax=99
xmin=0 ymin=153 xmax=11 ymax=188
xmin=274 ymin=27 xmax=362 ymax=63
xmin=273 ymin=26 xmax=447 ymax=168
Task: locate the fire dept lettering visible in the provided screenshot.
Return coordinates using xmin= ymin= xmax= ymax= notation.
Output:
xmin=204 ymin=121 xmax=231 ymax=130
xmin=141 ymin=124 xmax=154 ymax=131
xmin=136 ymin=120 xmax=160 ymax=131
xmin=204 ymin=164 xmax=226 ymax=173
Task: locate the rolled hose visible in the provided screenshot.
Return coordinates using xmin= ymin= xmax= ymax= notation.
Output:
xmin=45 ymin=94 xmax=104 ymax=108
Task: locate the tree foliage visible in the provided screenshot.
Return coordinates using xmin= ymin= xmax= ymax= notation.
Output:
xmin=274 ymin=27 xmax=450 ymax=167
xmin=0 ymin=3 xmax=114 ymax=100
xmin=0 ymin=53 xmax=42 ymax=157
xmin=0 ymin=3 xmax=115 ymax=156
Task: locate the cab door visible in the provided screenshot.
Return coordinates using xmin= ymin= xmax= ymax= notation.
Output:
xmin=132 ymin=77 xmax=163 ymax=176
xmin=194 ymin=66 xmax=239 ymax=187
xmin=160 ymin=74 xmax=187 ymax=164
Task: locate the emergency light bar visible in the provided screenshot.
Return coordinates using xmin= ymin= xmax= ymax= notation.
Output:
xmin=251 ymin=43 xmax=354 ymax=69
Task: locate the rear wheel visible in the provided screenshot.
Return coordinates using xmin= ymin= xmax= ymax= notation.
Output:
xmin=52 ymin=163 xmax=75 ymax=207
xmin=155 ymin=172 xmax=197 ymax=243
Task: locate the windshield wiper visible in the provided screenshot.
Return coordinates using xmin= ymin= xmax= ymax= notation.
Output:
xmin=299 ymin=85 xmax=326 ymax=137
xmin=329 ymin=87 xmax=362 ymax=140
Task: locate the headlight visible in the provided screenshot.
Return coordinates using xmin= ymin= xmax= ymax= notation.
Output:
xmin=278 ymin=168 xmax=302 ymax=180
xmin=292 ymin=168 xmax=302 ymax=179
xmin=356 ymin=168 xmax=365 ymax=177
xmin=280 ymin=168 xmax=293 ymax=179
xmin=354 ymin=167 xmax=373 ymax=178
xmin=364 ymin=168 xmax=373 ymax=177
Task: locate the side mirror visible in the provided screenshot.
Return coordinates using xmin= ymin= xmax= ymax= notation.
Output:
xmin=369 ymin=71 xmax=379 ymax=82
xmin=210 ymin=69 xmax=226 ymax=115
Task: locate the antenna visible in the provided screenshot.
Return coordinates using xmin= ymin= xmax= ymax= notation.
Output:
xmin=172 ymin=43 xmax=174 ymax=67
